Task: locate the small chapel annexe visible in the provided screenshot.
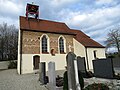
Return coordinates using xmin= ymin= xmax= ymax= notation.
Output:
xmin=17 ymin=3 xmax=105 ymax=74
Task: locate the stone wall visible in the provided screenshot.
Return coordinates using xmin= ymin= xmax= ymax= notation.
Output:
xmin=0 ymin=60 xmax=17 ymax=70
xmin=22 ymin=30 xmax=74 ymax=54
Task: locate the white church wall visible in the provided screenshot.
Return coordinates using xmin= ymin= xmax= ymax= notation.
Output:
xmin=73 ymin=38 xmax=86 ymax=57
xmin=21 ymin=54 xmax=66 ymax=74
xmin=73 ymin=38 xmax=106 ymax=71
xmin=21 ymin=54 xmax=34 ymax=74
xmin=87 ymin=48 xmax=106 ymax=70
xmin=17 ymin=29 xmax=21 ymax=74
xmin=41 ymin=54 xmax=67 ymax=70
xmin=17 ymin=54 xmax=20 ymax=74
xmin=73 ymin=39 xmax=91 ymax=69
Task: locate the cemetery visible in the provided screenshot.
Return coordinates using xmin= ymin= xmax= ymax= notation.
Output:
xmin=0 ymin=3 xmax=119 ymax=90
xmin=38 ymin=52 xmax=120 ymax=90
xmin=0 ymin=1 xmax=120 ymax=90
xmin=0 ymin=52 xmax=120 ymax=90
xmin=18 ymin=3 xmax=106 ymax=75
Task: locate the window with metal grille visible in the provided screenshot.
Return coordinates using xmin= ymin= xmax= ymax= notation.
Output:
xmin=59 ymin=37 xmax=64 ymax=53
xmin=42 ymin=35 xmax=48 ymax=53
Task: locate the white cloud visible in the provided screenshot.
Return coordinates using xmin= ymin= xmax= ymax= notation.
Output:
xmin=88 ymin=30 xmax=103 ymax=37
xmin=0 ymin=0 xmax=23 ymax=17
xmin=61 ymin=6 xmax=119 ymax=28
xmin=96 ymin=0 xmax=114 ymax=4
xmin=0 ymin=0 xmax=120 ymax=46
xmin=106 ymin=47 xmax=118 ymax=53
xmin=0 ymin=16 xmax=18 ymax=27
xmin=56 ymin=4 xmax=120 ymax=45
xmin=50 ymin=0 xmax=79 ymax=7
xmin=62 ymin=5 xmax=120 ymax=29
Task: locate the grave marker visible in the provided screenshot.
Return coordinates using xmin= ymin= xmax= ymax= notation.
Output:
xmin=93 ymin=58 xmax=114 ymax=78
xmin=39 ymin=62 xmax=46 ymax=84
xmin=48 ymin=62 xmax=56 ymax=90
xmin=66 ymin=52 xmax=76 ymax=90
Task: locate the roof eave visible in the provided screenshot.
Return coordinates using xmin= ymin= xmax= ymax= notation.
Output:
xmin=20 ymin=28 xmax=76 ymax=35
xmin=85 ymin=46 xmax=105 ymax=48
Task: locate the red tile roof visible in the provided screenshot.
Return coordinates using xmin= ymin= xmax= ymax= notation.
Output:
xmin=20 ymin=16 xmax=75 ymax=35
xmin=71 ymin=29 xmax=105 ymax=48
xmin=20 ymin=16 xmax=105 ymax=48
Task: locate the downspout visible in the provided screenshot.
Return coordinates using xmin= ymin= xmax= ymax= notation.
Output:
xmin=20 ymin=30 xmax=23 ymax=74
xmin=85 ymin=47 xmax=89 ymax=70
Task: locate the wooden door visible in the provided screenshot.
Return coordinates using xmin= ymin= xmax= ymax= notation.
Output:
xmin=33 ymin=56 xmax=40 ymax=69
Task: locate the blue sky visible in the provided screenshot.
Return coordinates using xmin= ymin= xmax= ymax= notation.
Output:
xmin=0 ymin=0 xmax=120 ymax=52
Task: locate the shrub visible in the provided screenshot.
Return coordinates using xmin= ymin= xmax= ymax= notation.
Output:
xmin=56 ymin=75 xmax=63 ymax=87
xmin=8 ymin=61 xmax=17 ymax=69
xmin=63 ymin=71 xmax=68 ymax=90
xmin=78 ymin=71 xmax=84 ymax=89
xmin=86 ymin=71 xmax=94 ymax=78
xmin=63 ymin=71 xmax=84 ymax=90
xmin=84 ymin=83 xmax=109 ymax=90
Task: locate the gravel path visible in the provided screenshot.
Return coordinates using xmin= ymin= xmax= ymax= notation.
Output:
xmin=0 ymin=69 xmax=47 ymax=90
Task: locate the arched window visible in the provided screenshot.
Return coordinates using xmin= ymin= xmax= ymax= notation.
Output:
xmin=41 ymin=35 xmax=48 ymax=53
xmin=59 ymin=37 xmax=64 ymax=53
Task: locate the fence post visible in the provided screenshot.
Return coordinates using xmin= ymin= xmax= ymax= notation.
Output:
xmin=48 ymin=62 xmax=56 ymax=90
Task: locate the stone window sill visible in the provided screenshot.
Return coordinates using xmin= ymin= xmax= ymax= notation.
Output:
xmin=60 ymin=52 xmax=66 ymax=54
xmin=42 ymin=52 xmax=49 ymax=54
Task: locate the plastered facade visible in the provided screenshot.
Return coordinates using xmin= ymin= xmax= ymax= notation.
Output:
xmin=86 ymin=48 xmax=106 ymax=70
xmin=73 ymin=38 xmax=106 ymax=70
xmin=21 ymin=54 xmax=67 ymax=74
xmin=18 ymin=30 xmax=74 ymax=74
xmin=18 ymin=30 xmax=106 ymax=74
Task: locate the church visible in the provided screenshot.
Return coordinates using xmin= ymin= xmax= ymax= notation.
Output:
xmin=17 ymin=3 xmax=105 ymax=74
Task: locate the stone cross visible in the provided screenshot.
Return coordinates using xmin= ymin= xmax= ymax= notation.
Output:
xmin=48 ymin=62 xmax=56 ymax=90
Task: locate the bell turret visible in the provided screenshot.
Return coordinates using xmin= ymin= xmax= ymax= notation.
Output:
xmin=26 ymin=2 xmax=39 ymax=19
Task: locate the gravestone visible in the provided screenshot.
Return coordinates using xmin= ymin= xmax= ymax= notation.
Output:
xmin=77 ymin=57 xmax=87 ymax=73
xmin=74 ymin=60 xmax=81 ymax=90
xmin=93 ymin=58 xmax=114 ymax=78
xmin=111 ymin=57 xmax=120 ymax=74
xmin=66 ymin=52 xmax=76 ymax=90
xmin=39 ymin=62 xmax=46 ymax=84
xmin=48 ymin=62 xmax=56 ymax=90
xmin=112 ymin=57 xmax=120 ymax=68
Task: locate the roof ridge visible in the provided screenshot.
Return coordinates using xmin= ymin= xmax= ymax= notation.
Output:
xmin=70 ymin=29 xmax=90 ymax=38
xmin=20 ymin=16 xmax=65 ymax=24
xmin=71 ymin=29 xmax=104 ymax=48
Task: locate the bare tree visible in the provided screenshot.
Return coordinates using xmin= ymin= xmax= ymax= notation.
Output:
xmin=0 ymin=23 xmax=18 ymax=60
xmin=106 ymin=28 xmax=120 ymax=53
